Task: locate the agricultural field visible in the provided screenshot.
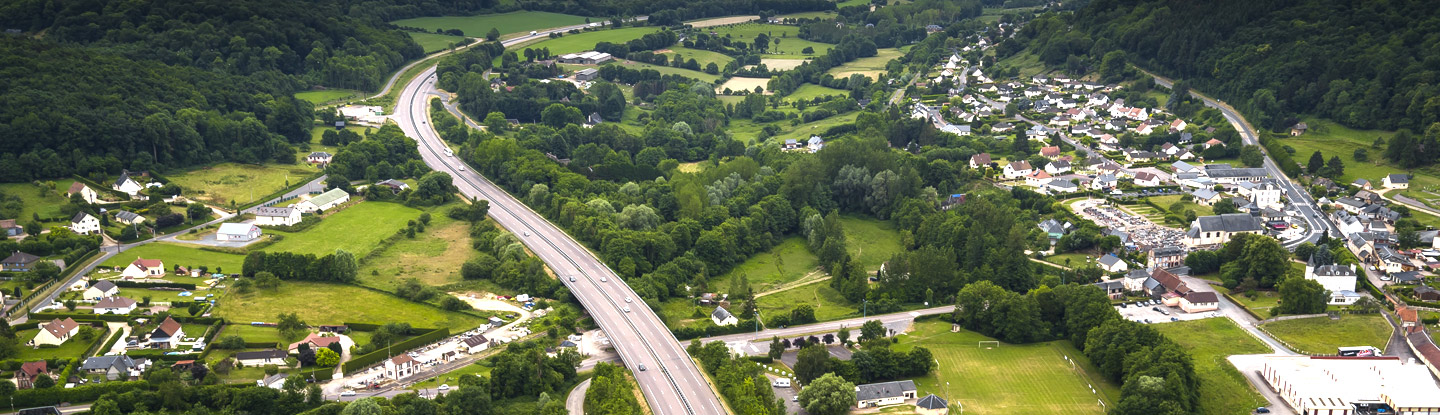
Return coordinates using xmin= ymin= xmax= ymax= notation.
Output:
xmin=294 ymin=89 xmax=364 ymax=106
xmin=685 ymin=16 xmax=759 ymax=28
xmin=784 ymin=84 xmax=847 ymax=102
xmin=390 ymin=11 xmax=594 ymax=39
xmin=717 ymin=77 xmax=771 ymax=94
xmin=167 ymin=162 xmax=318 ymax=206
xmin=508 ymin=27 xmax=661 ymax=57
xmin=893 ymin=320 xmax=1118 ymax=415
xmin=214 ymin=280 xmax=487 ymax=330
xmin=99 ymin=242 xmax=245 ymax=272
xmin=357 ymin=208 xmax=477 ymax=290
xmin=0 ymin=181 xmax=73 ymax=223
xmin=774 ymin=11 xmax=839 ymax=20
xmin=1154 ymin=318 xmax=1271 ymax=415
xmin=598 ymin=60 xmax=722 ymax=83
xmin=705 ymin=24 xmax=832 ymax=57
xmin=754 ymin=58 xmax=808 ymax=71
xmin=1260 ymin=314 xmax=1392 ymax=355
xmin=263 ymin=202 xmax=423 ymax=257
xmin=660 ymin=46 xmax=734 ymax=69
xmin=826 ymin=48 xmax=901 ymax=81
xmin=407 ymin=32 xmax=466 ymax=54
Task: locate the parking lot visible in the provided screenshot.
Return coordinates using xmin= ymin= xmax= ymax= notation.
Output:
xmin=1115 ymin=299 xmax=1220 ymax=324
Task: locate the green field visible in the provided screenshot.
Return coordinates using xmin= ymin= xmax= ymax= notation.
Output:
xmin=893 ymin=320 xmax=1118 ymax=415
xmin=408 ymin=32 xmax=466 ymax=54
xmin=215 ymin=280 xmax=485 ymax=330
xmin=390 ymin=11 xmax=594 ymax=39
xmin=357 ymin=208 xmax=476 ymax=290
xmin=1153 ymin=318 xmax=1270 ymax=415
xmin=100 ymin=242 xmax=245 ymax=272
xmin=774 ymin=11 xmax=838 ymax=20
xmin=785 ymin=84 xmax=849 ymax=102
xmin=660 ymin=46 xmax=734 ymax=69
xmin=715 ymin=237 xmax=818 ymax=295
xmin=167 ymin=162 xmax=318 ymax=206
xmin=219 ymin=324 xmax=288 ymax=346
xmin=508 ymin=27 xmax=661 ymax=58
xmin=1149 ymin=194 xmax=1213 ymax=217
xmin=1042 ymin=252 xmax=1096 ymax=269
xmin=840 ymin=215 xmax=904 ymax=268
xmin=294 ymin=89 xmax=365 ymax=106
xmin=591 ymin=60 xmax=721 ymax=83
xmin=1277 ymin=117 xmax=1440 ymax=213
xmin=1260 ymin=314 xmax=1392 ymax=355
xmin=706 ymin=24 xmax=832 ymax=57
xmin=753 ymin=283 xmax=856 ymax=322
xmin=1228 ymin=289 xmax=1280 ymax=317
xmin=0 ymin=181 xmax=73 ymax=223
xmin=993 ymin=49 xmax=1047 ymax=78
xmin=412 ymin=362 xmax=493 ymax=389
xmin=263 ymin=202 xmax=422 ymax=257
xmin=826 ymin=48 xmax=901 ymax=81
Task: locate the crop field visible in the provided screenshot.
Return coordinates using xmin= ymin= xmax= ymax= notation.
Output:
xmin=599 ymin=61 xmax=721 ymax=83
xmin=391 ymin=11 xmax=593 ymax=38
xmin=407 ymin=32 xmax=466 ymax=54
xmin=716 ymin=77 xmax=772 ymax=94
xmin=1154 ymin=318 xmax=1271 ymax=415
xmin=1260 ymin=314 xmax=1392 ymax=355
xmin=705 ymin=24 xmax=832 ymax=57
xmin=660 ymin=46 xmax=734 ymax=69
xmin=893 ymin=320 xmax=1119 ymax=415
xmin=214 ymin=280 xmax=486 ymax=330
xmin=755 ymin=58 xmax=808 ymax=71
xmin=685 ymin=16 xmax=759 ymax=28
xmin=167 ymin=162 xmax=318 ymax=206
xmin=263 ymin=202 xmax=422 ymax=257
xmin=826 ymin=48 xmax=901 ymax=80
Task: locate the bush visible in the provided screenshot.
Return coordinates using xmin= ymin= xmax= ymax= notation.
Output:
xmin=215 ymin=335 xmax=247 ymax=349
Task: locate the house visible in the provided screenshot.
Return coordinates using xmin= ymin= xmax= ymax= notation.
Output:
xmin=258 ymin=373 xmax=288 ymax=390
xmin=1093 ymin=280 xmax=1125 ymax=299
xmin=1185 ymin=214 xmax=1264 ymax=247
xmin=1045 ymin=160 xmax=1072 ymax=174
xmin=112 ymin=171 xmax=145 ymax=196
xmin=584 ymin=112 xmax=603 ymax=127
xmin=1392 ymin=271 xmax=1423 ymax=285
xmin=969 ymin=153 xmax=992 ymax=170
xmin=940 ymin=124 xmax=971 ymax=136
xmin=992 ymin=122 xmax=1014 ymax=132
xmin=1190 ymin=188 xmax=1221 ymax=206
xmin=1123 ymin=269 xmax=1150 ymax=292
xmin=1178 ymin=291 xmax=1219 ymax=313
xmin=374 ymin=179 xmax=410 ymax=194
xmin=66 ymin=182 xmax=99 ymax=204
xmin=1169 ymin=119 xmax=1188 ymax=132
xmin=149 ymin=316 xmax=185 ymax=349
xmin=1374 ymin=246 xmax=1416 ymax=274
xmin=711 ymin=306 xmax=738 ymax=326
xmin=1353 ymin=178 xmax=1372 ymax=190
xmin=915 ymin=394 xmax=948 ymax=415
xmin=574 ymin=68 xmax=599 ymax=81
xmin=463 ymin=335 xmax=491 ymax=353
xmin=80 ymin=356 xmax=139 ymax=381
xmin=1025 ymin=170 xmax=1053 ymax=186
xmin=1133 ymin=171 xmax=1161 ymax=187
xmin=1415 ymin=286 xmax=1440 ymax=302
xmin=113 ymin=211 xmax=145 ymax=226
xmin=1148 ymin=246 xmax=1187 ymax=269
xmin=1289 ymin=122 xmax=1308 ymax=136
xmin=1090 ymin=174 xmax=1118 ymax=190
xmin=1003 ymin=161 xmax=1032 ymax=179
xmin=1040 ymin=146 xmax=1061 ymax=157
xmin=216 ymin=223 xmax=261 ymax=242
xmin=1045 ymin=180 xmax=1079 ymax=194
xmin=1248 ymin=182 xmax=1284 ymax=210
xmin=15 ymin=361 xmax=47 ymax=389
xmin=254 ymin=207 xmax=302 ymax=227
xmin=84 ymin=280 xmax=119 ymax=299
xmin=306 ymin=152 xmax=333 ymax=164
xmin=1384 ymin=174 xmax=1410 ymax=189
xmin=0 ymin=219 xmax=19 ymax=237
xmin=783 ymin=139 xmax=801 ymax=151
xmin=1125 ymin=150 xmax=1158 ymax=163
xmin=1147 ymin=268 xmax=1192 ymax=299
xmin=28 ymin=318 xmax=79 ymax=346
xmin=94 ymin=296 xmax=137 ymax=314
xmin=121 ymin=258 xmax=166 ymax=279
xmin=1038 ymin=219 xmax=1067 ymax=240
xmin=855 ymin=380 xmax=917 ymax=408
xmin=385 ymin=355 xmax=418 ymax=379
xmin=1097 ymin=254 xmax=1128 ymax=273
xmin=2 ymin=251 xmax=41 ymax=272
xmin=807 ymin=136 xmax=825 ymax=153
xmin=294 ymin=188 xmax=350 ymax=213
xmin=1204 ymin=138 xmax=1225 ymax=149
xmin=236 ymin=350 xmax=287 ymax=367
xmin=287 ymin=332 xmax=343 ymax=354
xmin=69 ymin=212 xmax=101 ymax=235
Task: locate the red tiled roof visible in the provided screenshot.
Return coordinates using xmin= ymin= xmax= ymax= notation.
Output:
xmin=20 ymin=361 xmax=46 ymax=377
xmin=1150 ymin=268 xmax=1191 ymax=295
xmin=43 ymin=318 xmax=78 ymax=338
xmin=153 ymin=316 xmax=181 ymax=337
xmin=132 ymin=258 xmax=162 ymax=269
xmin=289 ymin=332 xmax=343 ymax=350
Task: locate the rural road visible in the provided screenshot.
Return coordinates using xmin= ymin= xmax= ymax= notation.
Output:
xmin=566 ymin=378 xmax=592 ymax=415
xmin=390 ymin=19 xmax=722 ymax=415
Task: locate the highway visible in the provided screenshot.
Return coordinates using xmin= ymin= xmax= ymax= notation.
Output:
xmin=389 ymin=24 xmax=721 ymax=415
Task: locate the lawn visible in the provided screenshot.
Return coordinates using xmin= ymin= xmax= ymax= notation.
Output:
xmin=785 ymin=84 xmax=849 ymax=102
xmin=1260 ymin=314 xmax=1392 ymax=355
xmin=1228 ymin=289 xmax=1280 ymax=317
xmin=219 ymin=324 xmax=287 ymax=346
xmin=507 ymin=27 xmax=661 ymax=58
xmin=99 ymin=242 xmax=245 ymax=272
xmin=660 ymin=46 xmax=734 ymax=69
xmin=294 ymin=89 xmax=365 ymax=106
xmin=263 ymin=202 xmax=423 ymax=257
xmin=167 ymin=162 xmax=318 ymax=206
xmin=390 ymin=11 xmax=594 ymax=39
xmin=1153 ymin=318 xmax=1270 ymax=415
xmin=1042 ymin=252 xmax=1096 ymax=269
xmin=1149 ymin=194 xmax=1213 ymax=217
xmin=713 ymin=237 xmax=818 ymax=295
xmin=214 ymin=280 xmax=486 ymax=330
xmin=753 ymin=283 xmax=855 ymax=322
xmin=892 ymin=320 xmax=1118 ymax=415
xmin=15 ymin=329 xmax=99 ymax=361
xmin=412 ymin=362 xmax=493 ymax=389
xmin=407 ymin=32 xmax=466 ymax=54
xmin=840 ymin=215 xmax=904 ymax=269
xmin=706 ymin=24 xmax=832 ymax=58
xmin=596 ymin=60 xmax=721 ymax=83
xmin=357 ymin=208 xmax=476 ymax=290
xmin=826 ymin=48 xmax=901 ymax=81
xmin=0 ymin=181 xmax=71 ymax=223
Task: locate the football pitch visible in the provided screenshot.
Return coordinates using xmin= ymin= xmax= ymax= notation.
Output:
xmin=893 ymin=320 xmax=1119 ymax=415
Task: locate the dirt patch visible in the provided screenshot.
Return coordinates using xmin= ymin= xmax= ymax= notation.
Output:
xmin=686 ymin=15 xmax=759 ymax=28
xmin=716 ymin=77 xmax=772 ymax=94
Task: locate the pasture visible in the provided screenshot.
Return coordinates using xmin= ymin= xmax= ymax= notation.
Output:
xmin=357 ymin=209 xmax=476 ymax=290
xmin=893 ymin=320 xmax=1118 ymax=415
xmin=263 ymin=201 xmax=423 ymax=257
xmin=753 ymin=283 xmax=856 ymax=322
xmin=100 ymin=242 xmax=245 ymax=272
xmin=294 ymin=89 xmax=364 ymax=105
xmin=717 ymin=77 xmax=771 ymax=94
xmin=826 ymin=48 xmax=901 ymax=80
xmin=0 ymin=181 xmax=72 ymax=223
xmin=167 ymin=162 xmax=318 ymax=206
xmin=705 ymin=24 xmax=832 ymax=57
xmin=1154 ymin=318 xmax=1271 ymax=415
xmin=214 ymin=280 xmax=487 ymax=330
xmin=509 ymin=27 xmax=661 ymax=57
xmin=407 ymin=32 xmax=466 ymax=54
xmin=756 ymin=58 xmax=808 ymax=71
xmin=685 ymin=16 xmax=759 ymax=28
xmin=660 ymin=46 xmax=734 ymax=69
xmin=391 ymin=11 xmax=594 ymax=38
xmin=1260 ymin=314 xmax=1392 ymax=355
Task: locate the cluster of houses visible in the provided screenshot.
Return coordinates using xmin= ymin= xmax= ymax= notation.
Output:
xmin=781 ymin=136 xmax=826 ymax=153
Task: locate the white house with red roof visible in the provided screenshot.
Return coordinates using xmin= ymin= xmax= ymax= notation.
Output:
xmin=121 ymin=258 xmax=165 ymax=279
xmin=385 ymin=355 xmax=418 ymax=380
xmin=29 ymin=318 xmax=79 ymax=346
xmin=288 ymin=332 xmax=343 ymax=354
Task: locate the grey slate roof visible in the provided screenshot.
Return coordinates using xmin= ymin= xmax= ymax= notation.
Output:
xmin=1192 ymin=214 xmax=1263 ymax=233
xmin=91 ymin=280 xmax=116 ymax=292
xmin=81 ymin=355 xmax=135 ymax=372
xmin=1206 ymin=167 xmax=1269 ymax=178
xmin=1312 ymin=264 xmax=1356 ymax=277
xmin=856 ymin=380 xmax=916 ymax=401
xmin=114 ymin=211 xmax=142 ymax=222
xmin=916 ymin=394 xmax=948 ymax=410
xmin=255 ymin=206 xmax=296 ymax=217
xmin=711 ymin=306 xmax=734 ymax=322
xmin=1098 ymin=254 xmax=1123 ymax=268
xmin=1388 ymin=174 xmax=1410 ymax=184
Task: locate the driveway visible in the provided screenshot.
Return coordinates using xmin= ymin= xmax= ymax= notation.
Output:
xmin=566 ymin=378 xmax=592 ymax=415
xmin=242 ymin=175 xmax=327 ymax=214
xmin=104 ymin=322 xmax=131 ymax=355
xmin=1227 ymin=355 xmax=1297 ymax=415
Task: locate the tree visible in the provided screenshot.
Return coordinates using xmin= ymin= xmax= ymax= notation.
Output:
xmin=1293 ymin=243 xmax=1317 ymax=262
xmin=1274 ymin=277 xmax=1328 ymax=315
xmin=277 ymin=312 xmax=306 ymax=339
xmin=859 ymin=320 xmax=885 ymax=342
xmin=837 ymin=325 xmax=851 ymax=345
xmin=187 ymin=203 xmax=209 ymax=221
xmin=254 ymin=271 xmax=280 ymax=289
xmin=794 ymin=344 xmax=831 ymax=385
xmin=1240 ymin=145 xmax=1265 ymax=168
xmin=341 ymin=397 xmax=385 ymax=415
xmin=326 ymin=174 xmax=354 ymax=193
xmin=484 ymin=112 xmax=509 ymax=132
xmin=1326 ymin=156 xmax=1345 ymax=178
xmin=32 ymin=374 xmax=54 ymax=389
xmin=798 ymin=373 xmax=856 ymax=415
xmin=442 ymin=296 xmax=472 ymax=311
xmin=486 ymin=28 xmax=500 ymax=41
xmin=315 ymin=347 xmax=339 ymax=367
xmin=768 ymin=336 xmax=784 ymax=360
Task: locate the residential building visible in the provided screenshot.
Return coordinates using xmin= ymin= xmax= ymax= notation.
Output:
xmin=1353 ymin=178 xmax=1372 ymax=190
xmin=121 ymin=258 xmax=166 ymax=279
xmin=1260 ymin=356 xmax=1440 ymax=415
xmin=217 ymin=223 xmax=261 ymax=242
xmin=968 ymin=153 xmax=992 ymax=170
xmin=1178 ymin=291 xmax=1219 ymax=313
xmin=1289 ymin=122 xmax=1308 ymax=136
xmin=1148 ymin=246 xmax=1187 ymax=269
xmin=1003 ymin=161 xmax=1032 ymax=179
xmin=84 ymin=280 xmax=119 ymax=299
xmin=2 ymin=251 xmax=41 ymax=272
xmin=1384 ymin=173 xmax=1410 ymax=189
xmin=112 ymin=171 xmax=144 ymax=196
xmin=1045 ymin=180 xmax=1079 ymax=194
xmin=807 ymin=136 xmax=825 ymax=153
xmin=1097 ymin=254 xmax=1128 ymax=273
xmin=149 ymin=317 xmax=185 ymax=349
xmin=1190 ymin=188 xmax=1221 ymax=206
xmin=1123 ymin=269 xmax=1150 ymax=292
xmin=255 ymin=207 xmax=302 ymax=227
xmin=1045 ymin=160 xmax=1071 ymax=174
xmin=711 ymin=306 xmax=738 ymax=326
xmin=294 ymin=188 xmax=350 ymax=213
xmin=66 ymin=182 xmax=99 ymax=204
xmin=1093 ymin=280 xmax=1125 ymax=299
xmin=236 ymin=350 xmax=287 ymax=367
xmin=1304 ymin=255 xmax=1359 ymax=305
xmin=15 ymin=361 xmax=46 ymax=389
xmin=69 ymin=212 xmax=101 ymax=235
xmin=287 ymin=332 xmax=343 ymax=354
xmin=1090 ymin=174 xmax=1118 ymax=190
xmin=1133 ymin=171 xmax=1160 ymax=187
xmin=114 ymin=211 xmax=145 ymax=226
xmin=385 ymin=355 xmax=417 ymax=379
xmin=1185 ymin=214 xmax=1264 ymax=247
xmin=1040 ymin=146 xmax=1061 ymax=157
xmin=28 ymin=318 xmax=79 ymax=347
xmin=258 ymin=373 xmax=288 ymax=390
xmin=1025 ymin=170 xmax=1053 ymax=186
xmin=80 ymin=356 xmax=140 ymax=381
xmin=1037 ymin=219 xmax=1067 ymax=240
xmin=94 ymin=296 xmax=137 ymax=314
xmin=306 ymin=152 xmax=332 ymax=164
xmin=855 ymin=380 xmax=917 ymax=408
xmin=1249 ymin=182 xmax=1284 ymax=210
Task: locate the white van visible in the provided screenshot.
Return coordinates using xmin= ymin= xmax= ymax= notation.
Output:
xmin=772 ymin=378 xmax=791 ymax=388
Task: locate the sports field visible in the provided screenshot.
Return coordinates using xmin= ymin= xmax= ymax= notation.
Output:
xmin=167 ymin=162 xmax=318 ymax=206
xmin=214 ymin=280 xmax=486 ymax=330
xmin=1154 ymin=318 xmax=1270 ymax=415
xmin=826 ymin=48 xmax=901 ymax=80
xmin=263 ymin=201 xmax=422 ymax=257
xmin=407 ymin=32 xmax=465 ymax=54
xmin=893 ymin=320 xmax=1118 ymax=415
xmin=390 ymin=11 xmax=594 ymax=38
xmin=1260 ymin=314 xmax=1391 ymax=355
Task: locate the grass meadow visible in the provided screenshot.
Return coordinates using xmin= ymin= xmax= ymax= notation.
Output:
xmin=167 ymin=162 xmax=318 ymax=206
xmin=407 ymin=32 xmax=466 ymax=54
xmin=263 ymin=202 xmax=422 ymax=257
xmin=100 ymin=242 xmax=245 ymax=272
xmin=705 ymin=24 xmax=832 ymax=58
xmin=356 ymin=208 xmax=477 ymax=290
xmin=1260 ymin=314 xmax=1392 ymax=355
xmin=1154 ymin=318 xmax=1270 ymax=415
xmin=214 ymin=280 xmax=486 ymax=330
xmin=390 ymin=11 xmax=594 ymax=38
xmin=294 ymin=89 xmax=365 ymax=106
xmin=826 ymin=48 xmax=901 ymax=81
xmin=784 ymin=84 xmax=849 ymax=103
xmin=0 ymin=181 xmax=72 ymax=223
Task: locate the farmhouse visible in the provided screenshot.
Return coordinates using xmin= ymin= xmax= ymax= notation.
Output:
xmin=385 ymin=355 xmax=418 ymax=380
xmin=70 ymin=212 xmax=101 ymax=235
xmin=557 ymin=51 xmax=613 ymax=65
xmin=216 ymin=223 xmax=262 ymax=242
xmin=236 ymin=349 xmax=287 ymax=367
xmin=295 ymin=188 xmax=350 ymax=213
xmin=855 ymin=380 xmax=917 ymax=408
xmin=94 ymin=296 xmax=137 ymax=314
xmin=711 ymin=306 xmax=738 ymax=326
xmin=84 ymin=280 xmax=119 ymax=299
xmin=28 ymin=318 xmax=79 ymax=347
xmin=121 ymin=258 xmax=166 ymax=279
xmin=254 ymin=207 xmax=302 ymax=227
xmin=148 ymin=316 xmax=185 ymax=349
xmin=66 ymin=182 xmax=99 ymax=204
xmin=2 ymin=251 xmax=41 ymax=272
xmin=81 ymin=355 xmax=142 ymax=381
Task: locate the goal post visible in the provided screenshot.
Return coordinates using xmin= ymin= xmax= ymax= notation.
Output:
xmin=978 ymin=341 xmax=999 ymax=349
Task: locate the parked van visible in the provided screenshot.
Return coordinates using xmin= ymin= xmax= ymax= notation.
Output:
xmin=772 ymin=378 xmax=791 ymax=388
